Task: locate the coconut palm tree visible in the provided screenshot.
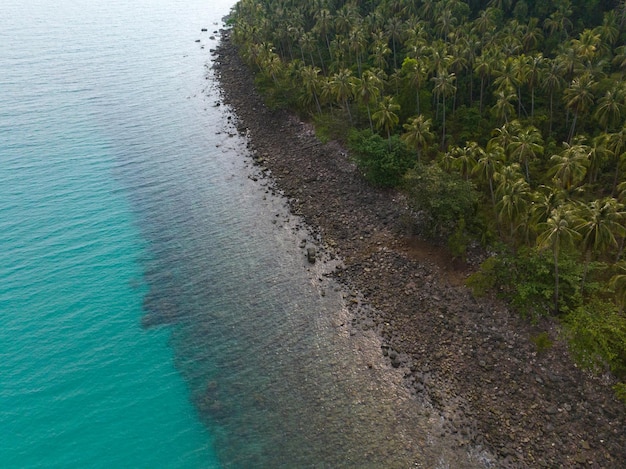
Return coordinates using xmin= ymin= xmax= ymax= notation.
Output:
xmin=563 ymin=73 xmax=596 ymax=142
xmin=326 ymin=68 xmax=357 ymax=123
xmin=492 ymin=87 xmax=517 ymax=124
xmin=446 ymin=142 xmax=481 ymax=181
xmin=541 ymin=58 xmax=565 ymax=136
xmin=536 ymin=205 xmax=580 ymax=314
xmin=548 ymin=140 xmax=590 ymax=191
xmin=473 ymin=141 xmax=504 ymax=212
xmin=474 ymin=51 xmax=496 ymax=113
xmin=401 ymin=115 xmax=434 ymax=162
xmin=609 ymin=261 xmax=626 ymax=312
xmin=575 ymin=197 xmax=626 ymax=291
xmin=385 ymin=16 xmax=405 ymax=69
xmin=372 ymin=96 xmax=400 ymax=148
xmin=605 ymin=125 xmax=626 ymax=192
xmin=300 ymin=65 xmax=323 ymax=115
xmin=431 ymin=69 xmax=456 ymax=147
xmin=355 ymin=69 xmax=383 ymax=131
xmin=526 ymin=53 xmax=545 ymax=119
xmin=594 ymin=87 xmax=625 ymax=132
xmin=508 ymin=124 xmax=544 ymax=181
xmin=495 ymin=170 xmax=532 ymax=241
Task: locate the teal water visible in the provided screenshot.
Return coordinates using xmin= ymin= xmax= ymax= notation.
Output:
xmin=0 ymin=0 xmax=489 ymax=467
xmin=0 ymin=0 xmax=228 ymax=467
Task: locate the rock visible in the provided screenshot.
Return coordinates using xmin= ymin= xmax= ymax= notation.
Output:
xmin=306 ymin=246 xmax=316 ymax=263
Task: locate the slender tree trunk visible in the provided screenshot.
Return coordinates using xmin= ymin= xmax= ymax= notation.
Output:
xmin=554 ymin=248 xmax=560 ymax=314
xmin=549 ymin=92 xmax=554 ymax=135
xmin=479 ymin=76 xmax=485 ymax=113
xmin=568 ymin=112 xmax=578 ymax=143
xmin=441 ymin=94 xmax=447 ymax=148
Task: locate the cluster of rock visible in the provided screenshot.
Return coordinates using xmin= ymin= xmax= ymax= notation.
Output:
xmin=213 ymin=30 xmax=626 ymax=468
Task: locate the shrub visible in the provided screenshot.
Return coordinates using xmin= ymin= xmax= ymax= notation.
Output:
xmin=565 ymin=299 xmax=626 ymax=378
xmin=402 ymin=162 xmax=478 ymax=238
xmin=531 ymin=332 xmax=553 ymax=354
xmin=348 ymin=129 xmax=414 ymax=187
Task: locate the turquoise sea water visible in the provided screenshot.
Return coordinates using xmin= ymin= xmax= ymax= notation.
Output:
xmin=1 ymin=0 xmax=489 ymax=467
xmin=0 ymin=0 xmax=228 ymax=467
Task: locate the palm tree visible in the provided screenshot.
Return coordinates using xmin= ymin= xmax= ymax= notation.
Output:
xmin=431 ymin=69 xmax=456 ymax=148
xmin=492 ymin=87 xmax=517 ymax=124
xmin=447 ymin=142 xmax=481 ymax=180
xmin=299 ymin=65 xmax=323 ymax=115
xmin=605 ymin=126 xmax=626 ymax=191
xmin=495 ymin=171 xmax=532 ymax=241
xmin=435 ymin=7 xmax=457 ymax=42
xmin=474 ymin=51 xmax=495 ymax=113
xmin=609 ymin=261 xmax=626 ymax=312
xmin=473 ymin=141 xmax=504 ymax=212
xmin=523 ymin=17 xmax=544 ymax=52
xmin=355 ymin=70 xmax=383 ymax=131
xmin=541 ymin=58 xmax=565 ymax=136
xmin=313 ymin=8 xmax=334 ymax=60
xmin=543 ymin=3 xmax=573 ymax=41
xmin=548 ymin=140 xmax=590 ymax=191
xmin=508 ymin=124 xmax=544 ymax=181
xmin=372 ymin=96 xmax=400 ymax=148
xmin=401 ymin=115 xmax=434 ymax=162
xmin=326 ymin=69 xmax=356 ymax=123
xmin=473 ymin=8 xmax=497 ymax=40
xmin=385 ymin=16 xmax=404 ymax=69
xmin=574 ymin=197 xmax=626 ymax=289
xmin=572 ymin=29 xmax=601 ymax=68
xmin=526 ymin=53 xmax=545 ymax=119
xmin=563 ymin=73 xmax=596 ymax=142
xmin=370 ymin=37 xmax=391 ymax=70
xmin=588 ymin=135 xmax=610 ymax=184
xmin=347 ymin=26 xmax=367 ymax=76
xmin=536 ymin=205 xmax=580 ymax=314
xmin=594 ymin=87 xmax=624 ymax=132
xmin=401 ymin=57 xmax=427 ymax=115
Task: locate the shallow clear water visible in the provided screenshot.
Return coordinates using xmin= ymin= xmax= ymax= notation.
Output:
xmin=0 ymin=1 xmax=487 ymax=467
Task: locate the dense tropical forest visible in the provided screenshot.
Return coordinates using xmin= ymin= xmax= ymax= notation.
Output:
xmin=228 ymin=0 xmax=626 ymax=400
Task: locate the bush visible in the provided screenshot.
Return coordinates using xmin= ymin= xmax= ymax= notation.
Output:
xmin=402 ymin=163 xmax=478 ymax=238
xmin=531 ymin=332 xmax=553 ymax=354
xmin=348 ymin=129 xmax=415 ymax=187
xmin=565 ymin=299 xmax=626 ymax=378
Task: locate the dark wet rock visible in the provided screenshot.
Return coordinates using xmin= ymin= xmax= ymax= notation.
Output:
xmin=306 ymin=246 xmax=316 ymax=263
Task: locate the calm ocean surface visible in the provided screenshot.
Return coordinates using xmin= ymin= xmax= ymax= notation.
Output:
xmin=0 ymin=1 xmax=487 ymax=467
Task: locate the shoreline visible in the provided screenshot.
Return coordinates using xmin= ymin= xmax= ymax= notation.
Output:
xmin=213 ymin=30 xmax=626 ymax=468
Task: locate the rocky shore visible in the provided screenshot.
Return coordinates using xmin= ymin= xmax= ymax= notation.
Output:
xmin=213 ymin=30 xmax=626 ymax=468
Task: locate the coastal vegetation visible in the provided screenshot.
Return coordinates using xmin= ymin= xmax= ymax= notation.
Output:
xmin=228 ymin=0 xmax=626 ymax=399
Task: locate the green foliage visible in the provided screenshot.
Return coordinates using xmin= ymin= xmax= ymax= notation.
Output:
xmin=565 ymin=299 xmax=626 ymax=378
xmin=403 ymin=163 xmax=478 ymax=238
xmin=231 ymin=0 xmax=626 ymax=389
xmin=466 ymin=256 xmax=500 ymax=298
xmin=348 ymin=129 xmax=414 ymax=188
xmin=313 ymin=112 xmax=351 ymax=144
xmin=447 ymin=218 xmax=471 ymax=262
xmin=614 ymin=382 xmax=626 ymax=405
xmin=531 ymin=331 xmax=554 ymax=354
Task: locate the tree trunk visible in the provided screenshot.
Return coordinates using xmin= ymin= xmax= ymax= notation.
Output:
xmin=554 ymin=248 xmax=560 ymax=314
